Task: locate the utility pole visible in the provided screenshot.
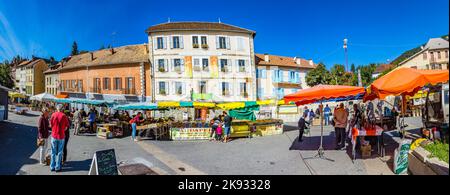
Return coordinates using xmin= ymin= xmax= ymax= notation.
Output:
xmin=343 ymin=38 xmax=348 ymax=72
xmin=358 ymin=69 xmax=362 ymax=87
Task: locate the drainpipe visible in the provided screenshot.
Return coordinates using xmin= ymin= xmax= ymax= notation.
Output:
xmin=140 ymin=62 xmax=145 ymax=102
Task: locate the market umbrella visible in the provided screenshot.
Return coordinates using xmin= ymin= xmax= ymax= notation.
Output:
xmin=364 ymin=68 xmax=449 ymax=101
xmin=30 ymin=93 xmax=56 ymax=102
xmin=363 ymin=67 xmax=449 ymax=136
xmin=284 ymin=85 xmax=365 ymax=161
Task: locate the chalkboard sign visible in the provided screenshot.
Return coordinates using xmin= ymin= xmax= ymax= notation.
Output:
xmin=88 ymin=149 xmax=118 ymax=175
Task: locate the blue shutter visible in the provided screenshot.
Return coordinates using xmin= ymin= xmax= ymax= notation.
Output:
xmin=256 ymin=69 xmax=259 ymax=79
xmin=295 ymin=72 xmax=300 ymax=83
xmin=272 ymin=70 xmax=276 ymax=82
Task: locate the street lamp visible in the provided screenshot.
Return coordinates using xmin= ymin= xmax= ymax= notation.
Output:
xmin=343 ymin=38 xmax=348 ymax=72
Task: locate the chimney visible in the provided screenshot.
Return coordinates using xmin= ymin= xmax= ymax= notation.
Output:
xmin=295 ymin=57 xmax=301 ymax=65
xmin=90 ymin=52 xmax=94 ymax=61
xmin=309 ymin=59 xmax=314 ymax=66
xmin=264 ymin=54 xmax=269 ymax=62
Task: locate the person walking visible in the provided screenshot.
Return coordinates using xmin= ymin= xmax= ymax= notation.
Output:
xmin=88 ymin=108 xmax=96 ymax=133
xmin=297 ymin=113 xmax=309 ymax=142
xmin=73 ymin=108 xmax=81 ymax=135
xmin=62 ymin=112 xmax=71 ymax=165
xmin=323 ymin=104 xmax=331 ymax=126
xmin=308 ymin=109 xmax=315 ymax=126
xmin=49 ymin=104 xmax=69 ymax=172
xmin=37 ymin=107 xmax=50 ymax=165
xmin=222 ymin=111 xmax=232 ymax=143
xmin=130 ymin=112 xmax=144 ymax=142
xmin=333 ymin=103 xmax=348 ymax=150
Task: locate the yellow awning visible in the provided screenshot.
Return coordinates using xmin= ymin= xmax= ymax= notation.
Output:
xmin=407 ymin=90 xmax=434 ymax=99
xmin=157 ymin=101 xmax=180 ymax=108
xmin=256 ymin=100 xmax=276 ymax=105
xmin=216 ymin=102 xmax=246 ymax=110
xmin=193 ymin=102 xmax=216 ymax=108
xmin=8 ymin=92 xmax=26 ymax=98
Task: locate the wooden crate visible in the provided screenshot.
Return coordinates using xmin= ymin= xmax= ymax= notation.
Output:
xmin=361 ymin=144 xmax=372 ymax=158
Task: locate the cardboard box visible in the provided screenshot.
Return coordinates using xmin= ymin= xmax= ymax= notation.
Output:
xmin=361 ymin=144 xmax=371 ymax=158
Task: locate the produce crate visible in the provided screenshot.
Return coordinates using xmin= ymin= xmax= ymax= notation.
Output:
xmin=97 ymin=131 xmax=113 ymax=139
xmin=361 ymin=144 xmax=372 ymax=158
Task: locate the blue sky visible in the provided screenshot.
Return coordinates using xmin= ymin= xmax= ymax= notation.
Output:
xmin=0 ymin=0 xmax=448 ymax=68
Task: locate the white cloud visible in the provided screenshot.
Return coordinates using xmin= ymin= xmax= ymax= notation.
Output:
xmin=0 ymin=11 xmax=25 ymax=61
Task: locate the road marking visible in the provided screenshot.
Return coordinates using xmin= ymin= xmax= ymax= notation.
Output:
xmin=137 ymin=141 xmax=206 ymax=175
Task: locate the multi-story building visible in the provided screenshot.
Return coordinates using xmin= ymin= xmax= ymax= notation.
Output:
xmin=44 ymin=61 xmax=62 ymax=96
xmin=398 ymin=37 xmax=449 ymax=70
xmin=255 ymin=53 xmax=316 ymax=100
xmin=57 ymin=44 xmax=151 ymax=103
xmin=146 ymin=22 xmax=257 ymax=103
xmin=14 ymin=58 xmax=49 ymax=96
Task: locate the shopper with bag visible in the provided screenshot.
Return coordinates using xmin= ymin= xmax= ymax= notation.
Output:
xmin=130 ymin=112 xmax=144 ymax=142
xmin=37 ymin=107 xmax=50 ymax=165
xmin=49 ymin=104 xmax=69 ymax=172
xmin=333 ymin=103 xmax=348 ymax=150
xmin=297 ymin=113 xmax=309 ymax=142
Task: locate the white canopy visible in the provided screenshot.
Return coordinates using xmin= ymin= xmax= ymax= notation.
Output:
xmin=30 ymin=93 xmax=55 ymax=101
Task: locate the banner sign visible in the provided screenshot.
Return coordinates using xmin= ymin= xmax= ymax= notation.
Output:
xmin=170 ymin=128 xmax=211 ymax=140
xmin=210 ymin=56 xmax=218 ymax=78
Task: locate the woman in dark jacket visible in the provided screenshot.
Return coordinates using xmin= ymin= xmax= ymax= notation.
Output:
xmin=38 ymin=107 xmax=50 ymax=165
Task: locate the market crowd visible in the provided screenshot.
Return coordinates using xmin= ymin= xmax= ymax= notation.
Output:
xmin=297 ymin=102 xmax=399 ymax=150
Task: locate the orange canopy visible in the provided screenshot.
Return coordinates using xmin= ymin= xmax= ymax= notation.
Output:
xmin=55 ymin=94 xmax=68 ymax=99
xmin=284 ymin=85 xmax=365 ymax=105
xmin=364 ymin=68 xmax=449 ymax=101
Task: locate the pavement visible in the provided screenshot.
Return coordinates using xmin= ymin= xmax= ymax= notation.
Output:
xmin=0 ymin=110 xmax=424 ymax=175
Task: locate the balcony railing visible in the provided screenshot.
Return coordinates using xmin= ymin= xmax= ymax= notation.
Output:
xmin=121 ymin=88 xmax=136 ymax=95
xmin=60 ymin=88 xmax=84 ymax=93
xmin=90 ymin=87 xmax=102 ymax=94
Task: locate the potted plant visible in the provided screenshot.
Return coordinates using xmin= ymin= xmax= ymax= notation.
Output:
xmin=221 ymin=67 xmax=228 ymax=72
xmin=160 ymin=89 xmax=166 ymax=95
xmin=242 ymin=92 xmax=249 ymax=98
xmin=194 ymin=66 xmax=202 ymax=71
xmin=158 ymin=67 xmax=166 ymax=72
xmin=193 ymin=43 xmax=199 ymax=48
xmin=201 ymin=44 xmax=209 ymax=49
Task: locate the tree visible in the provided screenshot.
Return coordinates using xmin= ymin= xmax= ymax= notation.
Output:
xmin=71 ymin=41 xmax=79 ymax=56
xmin=305 ymin=63 xmax=331 ymax=86
xmin=0 ymin=63 xmax=14 ymax=88
xmin=350 ymin=64 xmax=356 ymax=73
xmin=329 ymin=64 xmax=354 ymax=86
xmin=79 ymin=50 xmax=89 ymax=54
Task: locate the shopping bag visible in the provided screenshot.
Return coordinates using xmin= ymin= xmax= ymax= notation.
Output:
xmin=394 ymin=139 xmax=412 ymax=174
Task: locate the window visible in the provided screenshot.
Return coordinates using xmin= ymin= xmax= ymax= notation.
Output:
xmin=221 ymin=82 xmax=230 ymax=96
xmin=125 ymin=77 xmax=134 ymax=94
xmin=114 ymin=78 xmax=122 ymax=90
xmin=273 ymin=70 xmax=282 ymax=82
xmin=192 ymin=36 xmax=199 ymax=48
xmin=238 ymin=60 xmax=246 ymax=72
xmin=103 ymin=78 xmax=111 ymax=90
xmin=201 ymin=36 xmax=207 ymax=45
xmin=257 ymin=87 xmax=263 ymax=99
xmin=157 ymin=37 xmax=165 ymax=49
xmin=199 ymin=81 xmax=207 ymax=94
xmin=423 ymin=53 xmax=427 ymax=60
xmin=93 ymin=78 xmax=101 ymax=92
xmin=78 ymin=80 xmax=83 ymax=92
xmin=172 ymin=36 xmax=180 ymax=49
xmin=438 ymin=51 xmax=441 ymax=59
xmin=445 ymin=50 xmax=449 ymax=58
xmin=411 ymin=66 xmax=418 ymax=69
xmin=430 ymin=52 xmax=435 ymax=61
xmin=175 ymin=82 xmax=183 ymax=95
xmin=218 ymin=37 xmax=227 ymax=49
xmin=202 ymin=58 xmax=209 ymax=71
xmin=157 ymin=59 xmax=166 ymax=72
xmin=237 ymin=37 xmax=245 ymax=51
xmin=289 ymin=71 xmax=296 ymax=83
xmin=240 ymin=82 xmax=247 ymax=97
xmin=173 ymin=59 xmax=182 ymax=72
xmin=220 ymin=59 xmax=230 ymax=72
xmin=158 ymin=81 xmax=167 ymax=95
xmin=426 ymin=64 xmax=430 ymax=70
xmin=193 ymin=59 xmax=201 ymax=71
xmin=261 ymin=69 xmax=267 ymax=79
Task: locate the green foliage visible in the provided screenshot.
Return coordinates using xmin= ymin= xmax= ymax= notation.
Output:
xmin=71 ymin=41 xmax=79 ymax=56
xmin=0 ymin=63 xmax=14 ymax=88
xmin=79 ymin=50 xmax=89 ymax=54
xmin=329 ymin=64 xmax=353 ymax=85
xmin=305 ymin=63 xmax=331 ymax=86
xmin=350 ymin=64 xmax=356 ymax=73
xmin=424 ymin=141 xmax=449 ymax=163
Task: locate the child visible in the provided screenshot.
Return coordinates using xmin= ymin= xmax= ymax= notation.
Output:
xmin=216 ymin=123 xmax=223 ymax=141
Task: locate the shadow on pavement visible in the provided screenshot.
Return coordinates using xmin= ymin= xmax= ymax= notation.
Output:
xmin=0 ymin=121 xmax=39 ymax=175
xmin=289 ymin=131 xmax=337 ymax=151
xmin=22 ymin=112 xmax=40 ymax=117
xmin=61 ymin=159 xmax=92 ymax=173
